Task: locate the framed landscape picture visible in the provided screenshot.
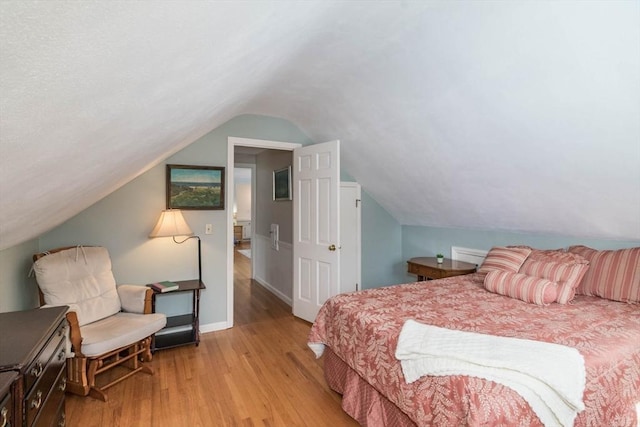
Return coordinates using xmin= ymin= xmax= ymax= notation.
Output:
xmin=166 ymin=164 xmax=225 ymax=210
xmin=273 ymin=166 xmax=292 ymax=201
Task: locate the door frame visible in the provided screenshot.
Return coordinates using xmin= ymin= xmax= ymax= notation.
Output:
xmin=226 ymin=137 xmax=302 ymax=328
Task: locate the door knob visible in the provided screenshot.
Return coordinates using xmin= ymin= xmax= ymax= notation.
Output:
xmin=328 ymin=244 xmax=336 ymax=251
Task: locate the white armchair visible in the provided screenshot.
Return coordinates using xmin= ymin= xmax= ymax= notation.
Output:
xmin=32 ymin=246 xmax=166 ymax=401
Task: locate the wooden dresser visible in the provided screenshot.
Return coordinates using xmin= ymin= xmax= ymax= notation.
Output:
xmin=0 ymin=307 xmax=68 ymax=427
xmin=1 ymin=371 xmax=18 ymax=427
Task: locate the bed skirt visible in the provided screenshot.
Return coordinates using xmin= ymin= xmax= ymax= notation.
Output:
xmin=324 ymin=347 xmax=416 ymax=426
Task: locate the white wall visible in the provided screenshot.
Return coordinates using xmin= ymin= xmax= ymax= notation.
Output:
xmin=235 ymin=183 xmax=251 ymax=222
xmin=253 ymin=235 xmax=292 ymax=304
xmin=255 ymin=150 xmax=293 ymax=244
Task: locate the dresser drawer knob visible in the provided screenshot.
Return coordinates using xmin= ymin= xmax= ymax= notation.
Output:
xmin=30 ymin=362 xmax=43 ymax=378
xmin=1 ymin=406 xmax=8 ymax=427
xmin=31 ymin=390 xmax=43 ymax=410
xmin=59 ymin=377 xmax=67 ymax=392
xmin=58 ymin=412 xmax=66 ymax=427
xmin=57 ymin=348 xmax=66 ymax=361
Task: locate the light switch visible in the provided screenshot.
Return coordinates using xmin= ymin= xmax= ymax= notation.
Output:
xmin=205 ymin=224 xmax=213 ymax=234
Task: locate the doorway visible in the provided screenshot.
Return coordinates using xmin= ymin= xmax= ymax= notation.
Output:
xmin=226 ymin=137 xmax=302 ymax=328
xmin=227 ymin=137 xmax=362 ymax=327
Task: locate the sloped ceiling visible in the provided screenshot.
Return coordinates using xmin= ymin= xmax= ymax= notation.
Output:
xmin=1 ymin=1 xmax=638 ymax=251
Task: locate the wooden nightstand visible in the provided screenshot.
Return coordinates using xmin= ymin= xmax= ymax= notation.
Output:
xmin=148 ymin=279 xmax=206 ymax=351
xmin=407 ymin=257 xmax=477 ymax=281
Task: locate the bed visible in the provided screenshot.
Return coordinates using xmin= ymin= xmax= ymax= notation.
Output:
xmin=308 ymin=246 xmax=640 ymax=426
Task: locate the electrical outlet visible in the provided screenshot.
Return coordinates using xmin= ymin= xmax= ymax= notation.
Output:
xmin=205 ymin=224 xmax=213 ymax=234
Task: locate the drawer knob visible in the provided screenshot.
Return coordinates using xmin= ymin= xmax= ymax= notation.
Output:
xmin=31 ymin=390 xmax=43 ymax=410
xmin=30 ymin=362 xmax=43 ymax=378
xmin=59 ymin=377 xmax=67 ymax=392
xmin=58 ymin=412 xmax=66 ymax=427
xmin=1 ymin=406 xmax=7 ymax=427
xmin=57 ymin=348 xmax=66 ymax=361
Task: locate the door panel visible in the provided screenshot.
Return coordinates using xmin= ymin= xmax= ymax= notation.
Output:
xmin=292 ymin=140 xmax=340 ymax=322
xmin=340 ymin=183 xmax=361 ymax=294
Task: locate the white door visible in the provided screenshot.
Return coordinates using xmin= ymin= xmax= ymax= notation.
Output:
xmin=293 ymin=140 xmax=340 ymax=322
xmin=340 ymin=182 xmax=361 ymax=293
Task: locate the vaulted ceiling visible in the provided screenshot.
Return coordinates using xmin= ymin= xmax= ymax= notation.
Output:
xmin=1 ymin=1 xmax=638 ymax=251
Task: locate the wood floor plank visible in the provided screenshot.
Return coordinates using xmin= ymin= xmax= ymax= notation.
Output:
xmin=65 ymin=242 xmax=358 ymax=426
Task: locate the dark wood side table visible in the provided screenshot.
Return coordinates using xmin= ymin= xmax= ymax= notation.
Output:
xmin=148 ymin=279 xmax=206 ymax=351
xmin=407 ymin=257 xmax=477 ymax=281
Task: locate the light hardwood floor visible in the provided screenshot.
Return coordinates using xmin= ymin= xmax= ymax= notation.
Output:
xmin=65 ymin=242 xmax=358 ymax=426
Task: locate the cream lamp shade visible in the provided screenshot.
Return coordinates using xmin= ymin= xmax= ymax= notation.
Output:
xmin=149 ymin=209 xmax=193 ymax=238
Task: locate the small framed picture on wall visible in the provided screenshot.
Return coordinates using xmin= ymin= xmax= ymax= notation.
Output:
xmin=273 ymin=166 xmax=292 ymax=201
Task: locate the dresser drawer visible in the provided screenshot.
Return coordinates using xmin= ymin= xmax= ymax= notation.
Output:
xmin=0 ymin=371 xmax=17 ymax=427
xmin=1 ymin=391 xmax=13 ymax=427
xmin=25 ymin=338 xmax=66 ymax=427
xmin=408 ymin=263 xmax=442 ymax=279
xmin=24 ymin=321 xmax=67 ymax=394
xmin=32 ymin=367 xmax=66 ymax=427
xmin=407 ymin=262 xmax=421 ymax=275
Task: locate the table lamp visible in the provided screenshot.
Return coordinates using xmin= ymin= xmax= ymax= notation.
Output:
xmin=149 ymin=209 xmax=201 ymax=283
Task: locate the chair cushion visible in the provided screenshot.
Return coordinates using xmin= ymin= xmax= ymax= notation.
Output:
xmin=80 ymin=312 xmax=166 ymax=357
xmin=34 ymin=246 xmax=121 ymax=326
xmin=117 ymin=284 xmax=149 ymax=314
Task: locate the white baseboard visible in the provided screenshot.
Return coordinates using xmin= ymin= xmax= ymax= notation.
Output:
xmin=200 ymin=321 xmax=230 ymax=334
xmin=253 ymin=276 xmax=292 ymax=306
xmin=253 ymin=234 xmax=293 ymax=302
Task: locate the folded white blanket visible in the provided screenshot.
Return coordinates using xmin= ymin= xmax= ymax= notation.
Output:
xmin=395 ymin=320 xmax=585 ymax=427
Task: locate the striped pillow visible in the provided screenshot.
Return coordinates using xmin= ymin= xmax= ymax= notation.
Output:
xmin=484 ymin=270 xmax=558 ymax=305
xmin=568 ymin=246 xmax=640 ymax=303
xmin=478 ymin=246 xmax=532 ymax=274
xmin=508 ymin=245 xmax=588 ymax=264
xmin=519 ymin=259 xmax=589 ymax=304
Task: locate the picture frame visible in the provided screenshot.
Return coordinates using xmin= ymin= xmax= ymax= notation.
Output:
xmin=166 ymin=164 xmax=225 ymax=210
xmin=273 ymin=166 xmax=292 ymax=201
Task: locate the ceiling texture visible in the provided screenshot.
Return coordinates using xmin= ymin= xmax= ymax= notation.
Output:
xmin=1 ymin=1 xmax=639 ymax=251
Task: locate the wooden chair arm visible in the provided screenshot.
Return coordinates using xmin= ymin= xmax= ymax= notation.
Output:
xmin=65 ymin=311 xmax=85 ymax=357
xmin=143 ymin=288 xmax=154 ymax=314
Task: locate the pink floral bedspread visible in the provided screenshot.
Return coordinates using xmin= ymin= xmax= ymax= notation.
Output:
xmin=308 ymin=273 xmax=640 ymax=426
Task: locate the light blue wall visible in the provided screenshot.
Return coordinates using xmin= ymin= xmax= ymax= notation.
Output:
xmin=36 ymin=114 xmax=314 ymax=324
xmin=0 ymin=238 xmax=40 ymax=312
xmin=402 ymin=225 xmax=640 ymax=281
xmin=361 ymin=190 xmax=405 ymax=288
xmin=1 ymin=114 xmax=403 ymax=321
xmin=340 ymin=171 xmax=405 ymax=288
